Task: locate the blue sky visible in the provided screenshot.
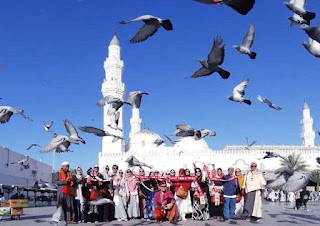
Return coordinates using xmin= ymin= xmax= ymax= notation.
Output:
xmin=1 ymin=0 xmax=320 ymax=172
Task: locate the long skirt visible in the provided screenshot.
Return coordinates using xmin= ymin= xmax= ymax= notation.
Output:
xmin=192 ymin=199 xmax=209 ymax=221
xmin=235 ymin=198 xmax=244 ymax=219
xmin=243 ymin=190 xmax=262 ymax=218
xmin=57 ymin=192 xmax=75 ymax=222
xmin=175 ymin=193 xmax=193 ymax=220
xmin=114 ymin=194 xmax=127 ymax=220
xmin=145 ymin=192 xmax=155 ymax=220
xmin=127 ymin=194 xmax=139 ymax=218
xmin=209 ymin=202 xmax=223 ymax=217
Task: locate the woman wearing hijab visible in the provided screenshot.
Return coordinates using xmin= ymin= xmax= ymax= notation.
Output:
xmin=234 ymin=168 xmax=244 ymax=219
xmin=113 ymin=169 xmax=128 ymax=221
xmin=209 ymin=167 xmax=224 ymax=221
xmin=75 ymin=166 xmax=85 ymax=223
xmin=125 ymin=169 xmax=139 ymax=220
xmin=183 ymin=168 xmax=193 ymax=219
xmin=142 ymin=171 xmax=158 ymax=220
xmin=241 ymin=162 xmax=266 ymax=222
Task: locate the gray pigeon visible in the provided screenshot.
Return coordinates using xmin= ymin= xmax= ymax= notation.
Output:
xmin=289 ymin=13 xmax=310 ymax=27
xmin=79 ymin=126 xmax=123 ymax=142
xmin=174 ymin=124 xmax=196 ymax=137
xmin=193 ymin=0 xmax=255 ymax=15
xmin=125 ymin=155 xmax=151 ymax=168
xmin=262 ymin=151 xmax=284 ymax=159
xmin=227 ymin=79 xmax=251 ymax=105
xmin=245 ymin=137 xmax=257 ymax=149
xmin=108 ymin=111 xmax=122 ymax=131
xmin=11 ymin=156 xmax=29 ymax=165
xmin=257 ymin=95 xmax=282 ymax=110
xmin=88 ymin=198 xmax=115 ymax=206
xmin=120 ymin=15 xmax=173 ymax=43
xmin=267 ymin=171 xmax=308 ymax=192
xmin=302 ymin=38 xmax=320 ymax=58
xmin=154 ymin=138 xmax=165 ymax=146
xmin=195 ymin=129 xmax=216 ymax=140
xmin=35 ymin=206 xmax=66 ymax=226
xmin=300 ymin=24 xmax=320 ymax=44
xmin=43 ymin=121 xmax=53 ymax=132
xmin=64 ymin=119 xmax=85 ymax=144
xmin=284 ymin=0 xmax=315 ymax=21
xmin=0 ymin=106 xmax=32 ymax=124
xmin=127 ymin=91 xmax=149 ymax=108
xmin=41 ymin=133 xmax=78 ymax=153
xmin=188 ymin=37 xmax=230 ymax=79
xmin=97 ymin=95 xmax=131 ymax=115
xmin=234 ymin=25 xmax=256 ymax=59
xmin=26 ymin=143 xmax=41 ymax=150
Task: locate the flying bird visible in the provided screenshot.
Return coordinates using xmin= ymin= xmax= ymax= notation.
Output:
xmin=257 ymin=95 xmax=282 ymax=110
xmin=284 ymin=0 xmax=316 ymax=21
xmin=300 ymin=24 xmax=320 ymax=44
xmin=64 ymin=119 xmax=85 ymax=144
xmin=267 ymin=171 xmax=308 ymax=192
xmin=261 ymin=151 xmax=284 ymax=159
xmin=164 ymin=134 xmax=179 ymax=145
xmin=79 ymin=126 xmax=123 ymax=142
xmin=195 ymin=129 xmax=216 ymax=140
xmin=316 ymin=157 xmax=320 ymax=164
xmin=174 ymin=124 xmax=196 ymax=137
xmin=193 ymin=0 xmax=255 ymax=15
xmin=11 ymin=156 xmax=29 ymax=165
xmin=43 ymin=121 xmax=53 ymax=132
xmin=126 ymin=155 xmax=151 ymax=168
xmin=245 ymin=137 xmax=257 ymax=149
xmin=127 ymin=91 xmax=149 ymax=108
xmin=154 ymin=138 xmax=165 ymax=146
xmin=41 ymin=133 xmax=78 ymax=153
xmin=234 ymin=25 xmax=256 ymax=59
xmin=302 ymin=38 xmax=320 ymax=58
xmin=88 ymin=198 xmax=115 ymax=206
xmin=108 ymin=111 xmax=122 ymax=131
xmin=97 ymin=95 xmax=131 ymax=115
xmin=120 ymin=15 xmax=173 ymax=43
xmin=227 ymin=79 xmax=251 ymax=105
xmin=289 ymin=13 xmax=310 ymax=27
xmin=35 ymin=206 xmax=66 ymax=226
xmin=26 ymin=143 xmax=41 ymax=150
xmin=0 ymin=106 xmax=32 ymax=124
xmin=187 ymin=37 xmax=230 ymax=79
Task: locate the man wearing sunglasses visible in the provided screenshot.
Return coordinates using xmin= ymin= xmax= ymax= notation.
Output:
xmin=241 ymin=162 xmax=266 ymax=223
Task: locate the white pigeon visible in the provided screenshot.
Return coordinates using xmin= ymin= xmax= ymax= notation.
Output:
xmin=284 ymin=0 xmax=316 ymax=21
xmin=35 ymin=206 xmax=66 ymax=226
xmin=267 ymin=171 xmax=308 ymax=192
xmin=302 ymin=38 xmax=320 ymax=58
xmin=41 ymin=133 xmax=78 ymax=153
xmin=257 ymin=95 xmax=282 ymax=110
xmin=64 ymin=119 xmax=85 ymax=144
xmin=26 ymin=143 xmax=41 ymax=150
xmin=301 ymin=24 xmax=320 ymax=44
xmin=43 ymin=121 xmax=53 ymax=132
xmin=11 ymin=156 xmax=29 ymax=165
xmin=120 ymin=15 xmax=173 ymax=43
xmin=108 ymin=111 xmax=122 ymax=131
xmin=127 ymin=91 xmax=149 ymax=108
xmin=234 ymin=25 xmax=257 ymax=59
xmin=227 ymin=79 xmax=251 ymax=105
xmin=0 ymin=106 xmax=32 ymax=124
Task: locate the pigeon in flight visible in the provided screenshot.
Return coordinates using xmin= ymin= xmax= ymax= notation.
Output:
xmin=26 ymin=143 xmax=41 ymax=150
xmin=267 ymin=170 xmax=308 ymax=192
xmin=79 ymin=126 xmax=123 ymax=142
xmin=88 ymin=198 xmax=115 ymax=206
xmin=234 ymin=25 xmax=256 ymax=59
xmin=127 ymin=91 xmax=149 ymax=109
xmin=164 ymin=134 xmax=179 ymax=145
xmin=245 ymin=137 xmax=257 ymax=149
xmin=35 ymin=206 xmax=66 ymax=226
xmin=284 ymin=0 xmax=316 ymax=21
xmin=43 ymin=121 xmax=53 ymax=132
xmin=227 ymin=79 xmax=251 ymax=105
xmin=126 ymin=155 xmax=151 ymax=168
xmin=316 ymin=157 xmax=320 ymax=164
xmin=300 ymin=24 xmax=320 ymax=44
xmin=174 ymin=124 xmax=197 ymax=137
xmin=64 ymin=119 xmax=85 ymax=144
xmin=120 ymin=15 xmax=173 ymax=43
xmin=289 ymin=13 xmax=310 ymax=27
xmin=11 ymin=156 xmax=29 ymax=165
xmin=193 ymin=0 xmax=255 ymax=15
xmin=302 ymin=38 xmax=320 ymax=58
xmin=97 ymin=95 xmax=131 ymax=115
xmin=108 ymin=111 xmax=122 ymax=131
xmin=195 ymin=129 xmax=216 ymax=140
xmin=0 ymin=106 xmax=32 ymax=124
xmin=41 ymin=133 xmax=78 ymax=153
xmin=187 ymin=37 xmax=230 ymax=79
xmin=154 ymin=138 xmax=165 ymax=146
xmin=262 ymin=151 xmax=285 ymax=159
xmin=257 ymin=95 xmax=282 ymax=110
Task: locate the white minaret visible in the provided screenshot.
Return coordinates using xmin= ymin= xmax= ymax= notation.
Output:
xmin=300 ymin=100 xmax=315 ymax=147
xmin=101 ymin=32 xmax=125 ymax=154
xmin=129 ymin=106 xmax=142 ymax=138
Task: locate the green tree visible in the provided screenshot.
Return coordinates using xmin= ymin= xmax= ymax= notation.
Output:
xmin=309 ymin=170 xmax=320 ymax=192
xmin=276 ymin=153 xmax=309 ymax=174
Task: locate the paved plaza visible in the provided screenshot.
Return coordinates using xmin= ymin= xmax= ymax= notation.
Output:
xmin=0 ymin=201 xmax=319 ymax=226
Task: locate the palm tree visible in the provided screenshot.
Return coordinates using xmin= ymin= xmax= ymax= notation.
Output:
xmin=309 ymin=170 xmax=320 ymax=192
xmin=276 ymin=153 xmax=309 ymax=174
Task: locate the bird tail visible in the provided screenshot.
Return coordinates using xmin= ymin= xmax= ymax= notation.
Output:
xmin=119 ymin=20 xmax=130 ymax=24
xmin=217 ymin=67 xmax=230 ymax=79
xmin=161 ymin=19 xmax=173 ymax=30
xmin=244 ymin=99 xmax=252 ymax=105
xmin=249 ymin=51 xmax=257 ymax=59
xmin=304 ymin=12 xmax=316 ymax=20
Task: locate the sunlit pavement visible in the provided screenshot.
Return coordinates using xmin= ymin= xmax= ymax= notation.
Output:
xmin=1 ymin=201 xmax=319 ymax=225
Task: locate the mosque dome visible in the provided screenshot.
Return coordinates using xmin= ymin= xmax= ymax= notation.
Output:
xmin=129 ymin=129 xmax=164 ymax=149
xmin=174 ymin=136 xmax=209 ymax=152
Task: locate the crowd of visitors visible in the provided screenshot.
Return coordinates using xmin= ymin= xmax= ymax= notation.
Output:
xmin=53 ymin=161 xmax=268 ymax=224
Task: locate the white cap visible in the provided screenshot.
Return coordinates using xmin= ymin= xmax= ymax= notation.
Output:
xmin=94 ymin=164 xmax=99 ymax=168
xmin=62 ymin=161 xmax=69 ymax=166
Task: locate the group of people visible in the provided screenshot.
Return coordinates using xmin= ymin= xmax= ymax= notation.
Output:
xmin=54 ymin=161 xmax=267 ymax=224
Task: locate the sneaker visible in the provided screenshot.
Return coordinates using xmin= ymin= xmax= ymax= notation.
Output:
xmin=246 ymin=218 xmax=252 ymax=222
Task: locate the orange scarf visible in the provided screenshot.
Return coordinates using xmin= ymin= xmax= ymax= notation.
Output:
xmin=59 ymin=170 xmax=75 ymax=196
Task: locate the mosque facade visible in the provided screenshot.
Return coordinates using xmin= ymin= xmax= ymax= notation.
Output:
xmin=98 ymin=34 xmax=320 ymax=173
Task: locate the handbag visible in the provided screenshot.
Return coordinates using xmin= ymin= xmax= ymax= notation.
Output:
xmin=236 ymin=195 xmax=242 ymax=203
xmin=176 ymin=186 xmax=188 ymax=199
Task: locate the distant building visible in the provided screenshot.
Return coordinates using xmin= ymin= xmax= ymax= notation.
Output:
xmin=98 ymin=34 xmax=320 ymax=174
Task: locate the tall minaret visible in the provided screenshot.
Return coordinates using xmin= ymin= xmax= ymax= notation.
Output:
xmin=300 ymin=100 xmax=315 ymax=147
xmin=101 ymin=32 xmax=125 ymax=154
xmin=129 ymin=106 xmax=142 ymax=138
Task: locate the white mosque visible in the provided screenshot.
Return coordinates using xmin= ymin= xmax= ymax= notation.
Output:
xmin=98 ymin=34 xmax=320 ymax=174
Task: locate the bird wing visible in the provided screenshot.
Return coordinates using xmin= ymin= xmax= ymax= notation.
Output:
xmin=242 ymin=25 xmax=255 ymax=48
xmin=294 ymin=0 xmax=306 ymax=9
xmin=79 ymin=126 xmax=107 ymax=137
xmin=310 ymin=38 xmax=320 ymax=48
xmin=223 ymin=0 xmax=256 ymax=15
xmin=128 ymin=92 xmax=138 ymax=105
xmin=208 ymin=37 xmax=225 ymax=65
xmin=64 ymin=120 xmax=79 ymax=137
xmin=176 ymin=124 xmax=194 ymax=131
xmin=267 ymin=172 xmax=290 ymax=189
xmin=164 ymin=134 xmax=175 ymax=144
xmin=0 ymin=111 xmax=13 ymax=124
xmin=233 ymin=79 xmax=249 ymax=98
xmin=26 ymin=144 xmax=36 ymax=150
xmin=249 ymin=141 xmax=257 ymax=147
xmin=41 ymin=136 xmax=67 ymax=153
xmin=96 ymin=95 xmax=119 ymax=106
xmin=190 ymin=66 xmax=213 ymax=78
xmin=130 ymin=21 xmax=160 ymax=43
xmin=282 ymin=171 xmax=308 ymax=192
xmin=134 ymin=94 xmax=143 ymax=108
